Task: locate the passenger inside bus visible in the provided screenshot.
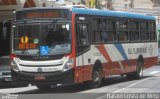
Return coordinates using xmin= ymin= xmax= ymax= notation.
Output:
xmin=101 ymin=31 xmax=108 ymax=42
xmin=46 ymin=28 xmax=56 ymax=46
xmin=46 ymin=28 xmax=68 ymax=47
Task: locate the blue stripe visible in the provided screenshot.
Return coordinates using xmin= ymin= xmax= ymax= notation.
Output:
xmin=72 ymin=8 xmax=155 ymax=20
xmin=115 ymin=43 xmax=128 ymax=61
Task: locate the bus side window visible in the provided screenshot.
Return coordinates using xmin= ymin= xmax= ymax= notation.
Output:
xmin=149 ymin=22 xmax=156 ymax=41
xmin=93 ymin=18 xmax=103 ymax=43
xmin=117 ymin=20 xmax=128 ymax=42
xmin=77 ymin=23 xmax=89 ymax=45
xmin=129 ymin=20 xmax=139 ymax=41
xmin=140 ymin=21 xmax=149 ymax=41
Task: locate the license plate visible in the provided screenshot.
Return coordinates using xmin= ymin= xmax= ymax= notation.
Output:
xmin=34 ymin=74 xmax=45 ymax=80
xmin=5 ymin=78 xmax=12 ymax=81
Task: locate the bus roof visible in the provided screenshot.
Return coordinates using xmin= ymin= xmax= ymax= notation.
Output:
xmin=72 ymin=8 xmax=156 ymax=20
xmin=15 ymin=7 xmax=155 ymax=21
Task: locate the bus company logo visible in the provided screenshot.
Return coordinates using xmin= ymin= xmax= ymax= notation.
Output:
xmin=37 ymin=68 xmax=43 ymax=72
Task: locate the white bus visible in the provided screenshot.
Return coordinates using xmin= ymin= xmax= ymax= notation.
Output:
xmin=11 ymin=7 xmax=158 ymax=90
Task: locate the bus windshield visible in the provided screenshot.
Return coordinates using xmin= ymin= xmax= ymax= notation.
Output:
xmin=13 ymin=22 xmax=71 ymax=55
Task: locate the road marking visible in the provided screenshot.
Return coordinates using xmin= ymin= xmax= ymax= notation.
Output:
xmin=112 ymin=78 xmax=148 ymax=93
xmin=148 ymin=71 xmax=160 ymax=75
xmin=0 ymin=86 xmax=37 ymax=93
xmin=96 ymin=73 xmax=160 ymax=99
xmin=96 ymin=78 xmax=149 ymax=99
xmin=113 ymin=73 xmax=160 ymax=93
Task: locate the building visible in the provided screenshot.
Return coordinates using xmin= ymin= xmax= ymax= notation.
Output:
xmin=0 ymin=0 xmax=49 ymax=21
xmin=111 ymin=0 xmax=160 ymax=24
xmin=0 ymin=0 xmax=160 ymax=22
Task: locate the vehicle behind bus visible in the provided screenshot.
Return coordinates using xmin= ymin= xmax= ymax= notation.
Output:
xmin=0 ymin=20 xmax=12 ymax=83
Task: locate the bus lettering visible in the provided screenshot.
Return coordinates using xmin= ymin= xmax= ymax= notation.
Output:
xmin=128 ymin=47 xmax=147 ymax=54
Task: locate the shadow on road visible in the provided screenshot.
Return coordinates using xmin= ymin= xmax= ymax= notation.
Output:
xmin=17 ymin=75 xmax=154 ymax=94
xmin=0 ymin=82 xmax=28 ymax=89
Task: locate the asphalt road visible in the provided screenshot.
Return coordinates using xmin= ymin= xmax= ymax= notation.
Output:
xmin=1 ymin=65 xmax=160 ymax=99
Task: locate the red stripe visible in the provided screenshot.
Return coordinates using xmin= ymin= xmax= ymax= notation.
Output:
xmin=10 ymin=0 xmax=17 ymax=5
xmin=75 ymin=57 xmax=157 ymax=83
xmin=2 ymin=0 xmax=9 ymax=5
xmin=71 ymin=13 xmax=78 ymax=83
xmin=96 ymin=44 xmax=112 ymax=62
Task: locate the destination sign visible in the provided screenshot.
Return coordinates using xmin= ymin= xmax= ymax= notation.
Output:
xmin=16 ymin=9 xmax=69 ymax=20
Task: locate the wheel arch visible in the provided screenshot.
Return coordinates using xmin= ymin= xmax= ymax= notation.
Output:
xmin=93 ymin=60 xmax=103 ymax=71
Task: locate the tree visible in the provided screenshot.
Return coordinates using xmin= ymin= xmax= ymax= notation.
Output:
xmin=95 ymin=0 xmax=103 ymax=9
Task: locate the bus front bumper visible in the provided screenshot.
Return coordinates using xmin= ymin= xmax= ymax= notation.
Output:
xmin=11 ymin=69 xmax=74 ymax=86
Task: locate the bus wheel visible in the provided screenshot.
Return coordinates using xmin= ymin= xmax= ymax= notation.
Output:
xmin=126 ymin=60 xmax=143 ymax=80
xmin=36 ymin=85 xmax=51 ymax=90
xmin=135 ymin=60 xmax=144 ymax=79
xmin=89 ymin=68 xmax=102 ymax=88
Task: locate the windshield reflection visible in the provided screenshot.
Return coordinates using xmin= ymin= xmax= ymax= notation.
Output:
xmin=13 ymin=22 xmax=71 ymax=55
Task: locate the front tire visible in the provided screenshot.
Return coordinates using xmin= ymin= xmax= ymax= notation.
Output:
xmin=88 ymin=68 xmax=102 ymax=88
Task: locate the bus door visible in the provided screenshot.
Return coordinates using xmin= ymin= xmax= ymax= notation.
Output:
xmin=76 ymin=20 xmax=90 ymax=82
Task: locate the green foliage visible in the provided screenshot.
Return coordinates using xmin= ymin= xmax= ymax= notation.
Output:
xmin=95 ymin=0 xmax=103 ymax=9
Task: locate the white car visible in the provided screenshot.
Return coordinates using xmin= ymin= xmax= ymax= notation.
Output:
xmin=0 ymin=56 xmax=12 ymax=83
xmin=0 ymin=56 xmax=28 ymax=87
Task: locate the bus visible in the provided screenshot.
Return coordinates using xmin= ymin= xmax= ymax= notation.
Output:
xmin=10 ymin=7 xmax=158 ymax=90
xmin=157 ymin=24 xmax=160 ymax=47
xmin=0 ymin=20 xmax=12 ymax=83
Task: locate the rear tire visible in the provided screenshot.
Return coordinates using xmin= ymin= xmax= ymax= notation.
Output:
xmin=88 ymin=68 xmax=102 ymax=89
xmin=126 ymin=60 xmax=143 ymax=80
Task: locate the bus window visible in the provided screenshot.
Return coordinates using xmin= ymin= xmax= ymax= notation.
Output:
xmin=117 ymin=20 xmax=128 ymax=42
xmin=129 ymin=20 xmax=140 ymax=41
xmin=103 ymin=18 xmax=116 ymax=42
xmin=129 ymin=20 xmax=139 ymax=30
xmin=130 ymin=32 xmax=139 ymax=41
xmin=105 ymin=19 xmax=116 ymax=31
xmin=94 ymin=31 xmax=102 ymax=42
xmin=118 ymin=32 xmax=128 ymax=41
xmin=117 ymin=20 xmax=128 ymax=31
xmin=149 ymin=22 xmax=156 ymax=41
xmin=76 ymin=23 xmax=89 ymax=45
xmin=93 ymin=18 xmax=103 ymax=43
xmin=140 ymin=21 xmax=149 ymax=41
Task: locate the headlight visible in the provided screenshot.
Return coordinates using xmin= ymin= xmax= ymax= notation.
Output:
xmin=11 ymin=60 xmax=19 ymax=71
xmin=62 ymin=58 xmax=74 ymax=72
